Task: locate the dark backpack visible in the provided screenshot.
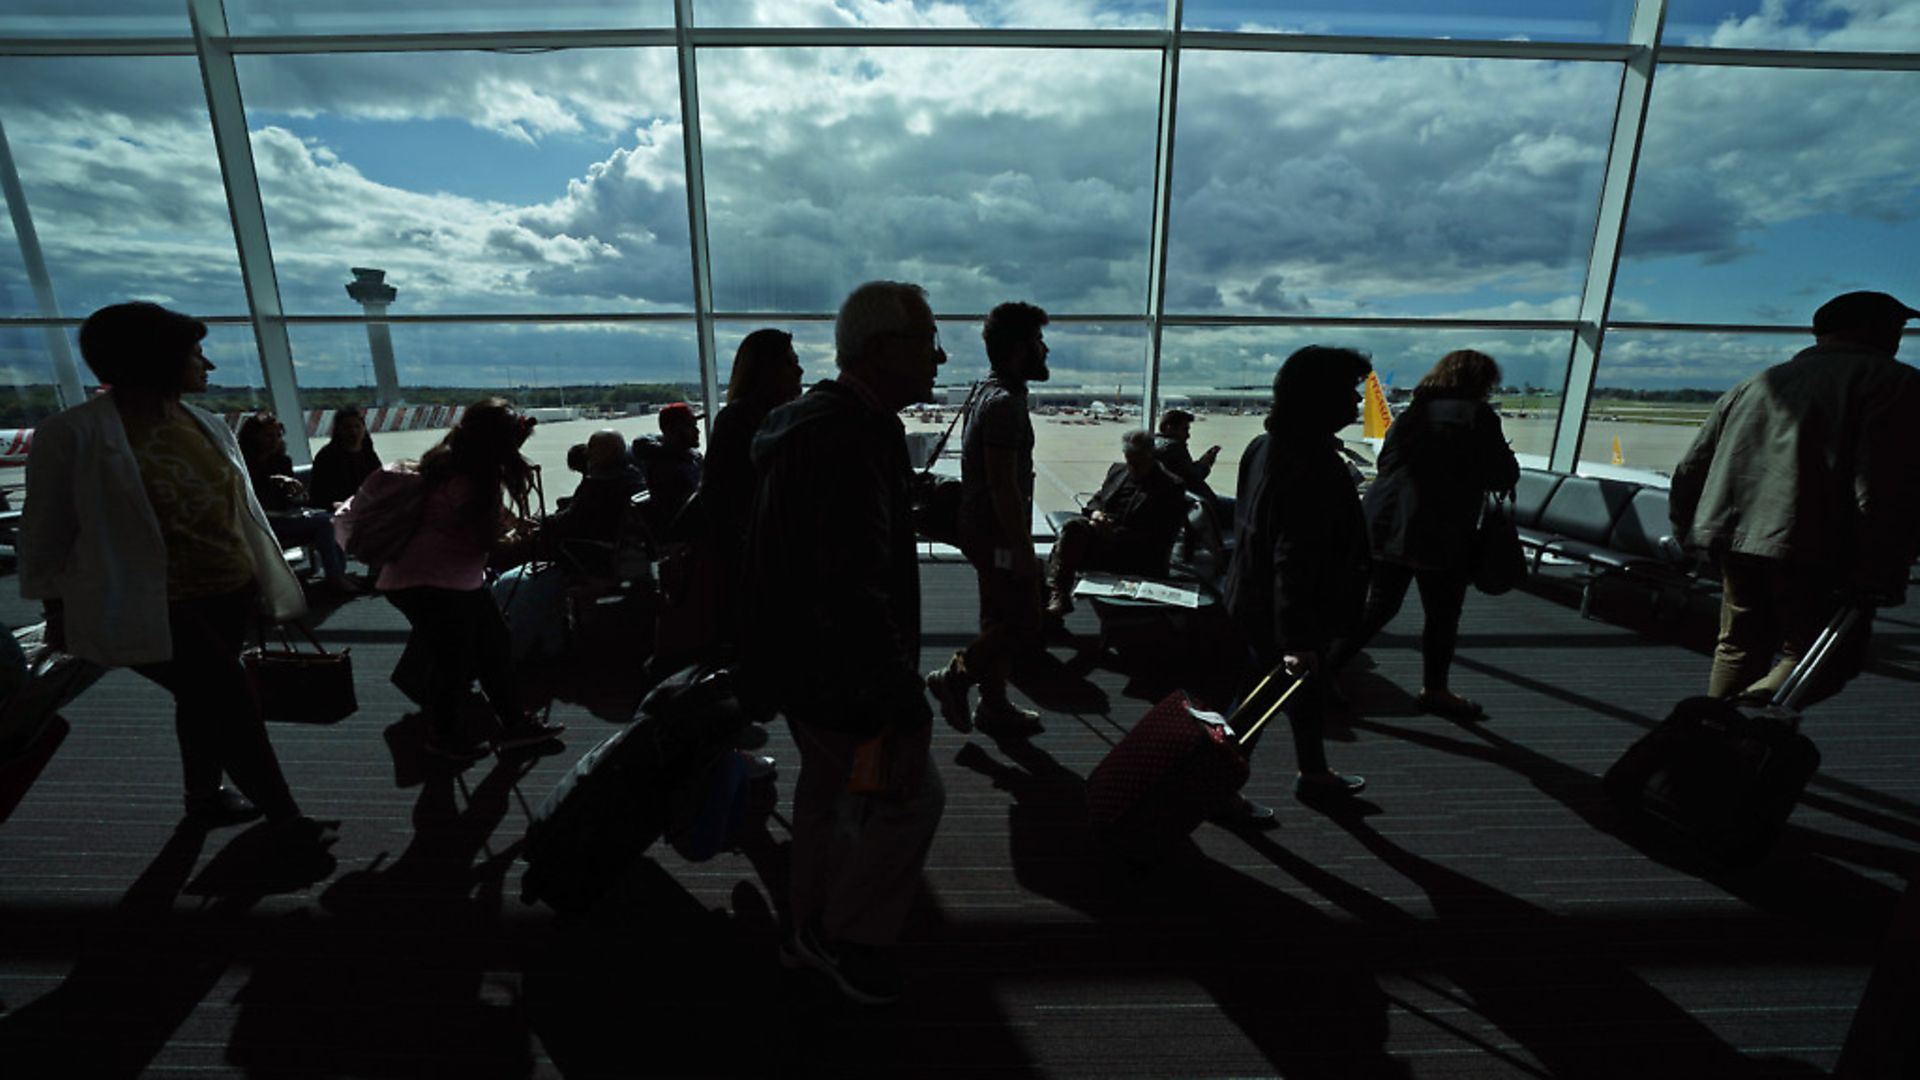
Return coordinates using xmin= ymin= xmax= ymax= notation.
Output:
xmin=334 ymin=463 xmax=428 ymax=564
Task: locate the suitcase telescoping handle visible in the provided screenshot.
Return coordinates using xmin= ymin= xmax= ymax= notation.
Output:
xmin=1226 ymin=666 xmax=1310 ymax=748
xmin=1771 ymin=605 xmax=1864 ymax=712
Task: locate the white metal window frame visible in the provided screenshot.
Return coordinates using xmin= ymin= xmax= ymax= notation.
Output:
xmin=4 ymin=1 xmax=1918 ymax=464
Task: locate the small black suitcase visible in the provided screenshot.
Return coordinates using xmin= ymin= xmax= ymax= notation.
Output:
xmin=520 ymin=664 xmax=750 ymax=913
xmin=1603 ymin=606 xmax=1860 ymax=865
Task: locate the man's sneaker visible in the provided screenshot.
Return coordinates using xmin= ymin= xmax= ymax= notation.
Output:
xmin=973 ymin=700 xmax=1043 ymax=736
xmin=926 ymin=664 xmax=973 ymax=734
xmin=184 ymin=786 xmax=265 ymax=826
xmin=495 ymin=715 xmax=567 ymax=752
xmin=423 ymin=731 xmax=491 ymax=764
xmin=1293 ymin=770 xmax=1367 ymax=803
xmin=1210 ymin=792 xmax=1278 ymax=829
xmin=781 ymin=920 xmax=901 ymax=1006
xmin=744 ymin=753 xmax=778 ymax=781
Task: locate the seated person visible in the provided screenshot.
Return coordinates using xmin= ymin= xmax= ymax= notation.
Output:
xmin=235 ymin=411 xmax=361 ymax=597
xmin=307 ymin=406 xmax=381 ymax=508
xmin=1153 ymin=408 xmax=1227 ymax=523
xmin=1046 ymin=429 xmax=1189 ymax=617
xmin=542 ymin=429 xmax=648 ymax=577
xmin=631 ymin=402 xmax=703 ymax=535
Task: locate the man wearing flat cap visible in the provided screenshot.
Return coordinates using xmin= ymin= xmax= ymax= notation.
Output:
xmin=1670 ymin=290 xmax=1920 ymax=704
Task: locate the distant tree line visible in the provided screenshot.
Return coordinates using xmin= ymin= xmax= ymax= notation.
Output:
xmin=1592 ymin=387 xmax=1724 ymax=403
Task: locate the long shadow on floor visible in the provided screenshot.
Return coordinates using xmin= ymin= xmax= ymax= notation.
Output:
xmin=0 ymin=818 xmax=337 ymax=1077
xmin=957 ymin=735 xmax=1410 ymax=1080
xmin=222 ymin=754 xmax=538 ymax=1077
xmin=1346 ymin=709 xmax=1917 ymax=938
xmin=1241 ymin=814 xmax=1825 ymax=1080
xmin=523 ymin=802 xmax=1039 ymax=1079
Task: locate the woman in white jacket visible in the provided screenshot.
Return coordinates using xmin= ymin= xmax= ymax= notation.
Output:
xmin=19 ymin=302 xmax=318 ymax=833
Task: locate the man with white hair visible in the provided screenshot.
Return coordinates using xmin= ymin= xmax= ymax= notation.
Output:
xmin=740 ymin=280 xmax=947 ymax=1007
xmin=1044 ymin=427 xmax=1189 ymax=617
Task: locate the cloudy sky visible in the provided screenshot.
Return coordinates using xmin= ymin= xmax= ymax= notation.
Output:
xmin=2 ymin=0 xmax=1916 ymax=407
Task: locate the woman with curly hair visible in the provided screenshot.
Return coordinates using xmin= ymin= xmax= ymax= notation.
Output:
xmin=379 ymin=399 xmax=566 ymax=762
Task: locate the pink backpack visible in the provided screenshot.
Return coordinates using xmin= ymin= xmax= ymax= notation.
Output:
xmin=333 ymin=463 xmax=428 ymax=564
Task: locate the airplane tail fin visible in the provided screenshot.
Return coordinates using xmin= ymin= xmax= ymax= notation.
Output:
xmin=1362 ymin=371 xmax=1393 ymax=439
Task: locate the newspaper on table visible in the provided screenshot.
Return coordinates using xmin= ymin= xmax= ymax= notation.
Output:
xmin=1071 ymin=574 xmax=1203 ymax=609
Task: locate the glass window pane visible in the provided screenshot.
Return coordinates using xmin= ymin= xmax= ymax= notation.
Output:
xmin=0 ymin=0 xmax=188 ymax=37
xmin=698 ymin=47 xmax=1162 ymax=316
xmin=694 ymin=0 xmax=1165 ymax=29
xmin=1665 ymin=0 xmax=1920 ymax=53
xmin=0 ymin=57 xmax=250 ymax=318
xmin=1577 ymin=329 xmax=1806 ymax=478
xmin=224 ymin=0 xmax=673 ymax=35
xmin=0 ymin=189 xmax=36 ymax=318
xmin=1168 ymin=53 xmax=1618 ymax=320
xmin=1158 ymin=326 xmax=1575 ymax=477
xmin=1181 ymin=0 xmax=1635 ymax=41
xmin=716 ymin=316 xmax=1146 ymax=517
xmin=284 ymin=320 xmax=701 ymax=479
xmin=237 ymin=49 xmax=690 ymax=316
xmin=0 ymin=325 xmax=75 ymax=433
xmin=1615 ymin=67 xmax=1920 ymax=325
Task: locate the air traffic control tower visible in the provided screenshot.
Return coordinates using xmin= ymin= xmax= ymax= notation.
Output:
xmin=345 ymin=267 xmax=402 ymax=407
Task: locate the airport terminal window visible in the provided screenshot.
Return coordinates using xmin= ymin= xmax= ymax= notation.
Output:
xmin=1180 ymin=0 xmax=1636 ymax=42
xmin=1576 ymin=328 xmax=1800 ymax=479
xmin=0 ymin=199 xmax=32 ymax=319
xmin=693 ymin=0 xmax=1166 ymax=29
xmin=0 ymin=56 xmax=250 ymax=319
xmin=1165 ymin=52 xmax=1618 ymax=322
xmin=0 ymin=0 xmax=189 ymax=37
xmin=1156 ymin=324 xmax=1574 ymax=481
xmin=223 ymin=0 xmax=674 ymax=36
xmin=283 ymin=319 xmax=702 ymax=477
xmin=236 ymin=49 xmax=692 ymax=317
xmin=697 ymin=47 xmax=1163 ymax=317
xmin=1614 ymin=66 xmax=1920 ymax=327
xmin=1663 ymin=0 xmax=1920 ymax=52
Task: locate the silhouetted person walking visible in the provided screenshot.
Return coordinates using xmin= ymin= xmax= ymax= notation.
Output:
xmin=1224 ymin=345 xmax=1375 ymax=821
xmin=927 ymin=301 xmax=1050 ymax=736
xmin=1326 ymin=349 xmax=1519 ymax=719
xmin=742 ymin=281 xmax=948 ymax=1006
xmin=1670 ymin=290 xmax=1920 ymax=704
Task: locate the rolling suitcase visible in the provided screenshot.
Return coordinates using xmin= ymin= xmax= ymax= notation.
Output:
xmin=1602 ymin=606 xmax=1861 ymax=865
xmin=1085 ymin=664 xmax=1305 ymax=859
xmin=520 ymin=664 xmax=750 ymax=913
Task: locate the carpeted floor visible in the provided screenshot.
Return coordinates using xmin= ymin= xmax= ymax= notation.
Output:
xmin=0 ymin=557 xmax=1914 ymax=1078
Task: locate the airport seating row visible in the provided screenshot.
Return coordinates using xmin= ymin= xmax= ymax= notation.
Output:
xmin=1511 ymin=467 xmax=1711 ymax=618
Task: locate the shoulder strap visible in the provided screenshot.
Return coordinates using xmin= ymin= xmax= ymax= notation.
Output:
xmin=919 ymin=381 xmax=983 ymax=479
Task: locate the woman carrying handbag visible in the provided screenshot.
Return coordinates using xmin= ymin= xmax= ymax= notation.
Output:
xmin=1325 ymin=349 xmax=1520 ymax=720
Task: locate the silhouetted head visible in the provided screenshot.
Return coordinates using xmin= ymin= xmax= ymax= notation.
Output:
xmin=1813 ymin=291 xmax=1916 ymax=357
xmin=329 ymin=406 xmax=370 ymax=450
xmin=236 ymin=411 xmax=287 ymax=463
xmin=566 ymin=442 xmax=590 ymax=474
xmin=1121 ymin=428 xmax=1156 ymax=476
xmin=586 ymin=428 xmax=627 ymax=471
xmin=983 ymin=301 xmax=1050 ymax=384
xmin=1416 ymin=349 xmax=1502 ymax=400
xmin=1268 ymin=345 xmax=1372 ymax=436
xmin=834 ymin=280 xmax=944 ymax=411
xmin=727 ymin=328 xmax=802 ymax=407
xmin=420 ymin=398 xmax=537 ymax=519
xmin=658 ymin=402 xmax=701 ymax=450
xmin=78 ymin=301 xmax=211 ymax=396
xmin=1158 ymin=408 xmax=1195 ymax=440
